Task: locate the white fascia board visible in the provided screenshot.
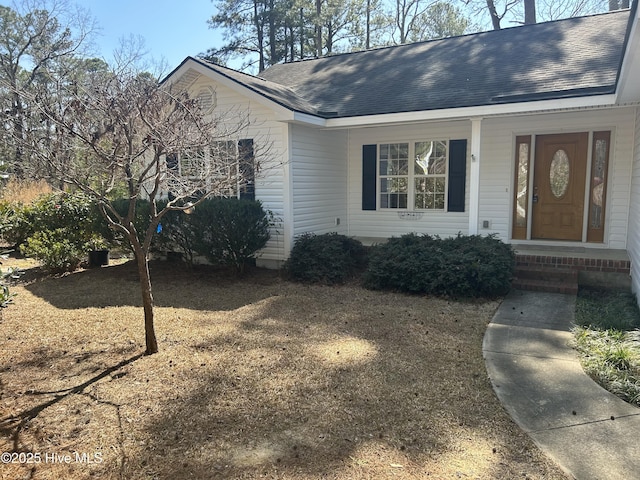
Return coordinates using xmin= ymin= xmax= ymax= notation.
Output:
xmin=287 ymin=111 xmax=327 ymax=126
xmin=616 ymin=6 xmax=640 ymax=104
xmin=321 ymin=95 xmax=618 ymax=128
xmin=166 ymin=59 xmax=295 ymax=120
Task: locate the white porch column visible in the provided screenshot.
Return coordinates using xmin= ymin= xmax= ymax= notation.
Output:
xmin=468 ymin=117 xmax=483 ymax=235
xmin=281 ymin=123 xmax=294 ymax=259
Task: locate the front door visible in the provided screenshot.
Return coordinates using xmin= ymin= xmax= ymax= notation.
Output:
xmin=531 ymin=133 xmax=588 ymax=241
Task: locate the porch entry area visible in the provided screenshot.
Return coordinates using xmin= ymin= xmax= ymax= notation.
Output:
xmin=512 ymin=245 xmax=631 ymax=294
xmin=510 ymin=131 xmax=623 ymax=294
xmin=512 ymin=131 xmax=610 ymax=243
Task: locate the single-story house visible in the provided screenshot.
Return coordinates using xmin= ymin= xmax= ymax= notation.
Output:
xmin=163 ymin=4 xmax=640 ymax=299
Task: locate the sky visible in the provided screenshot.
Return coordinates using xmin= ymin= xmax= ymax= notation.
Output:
xmin=85 ymin=0 xmax=224 ymax=70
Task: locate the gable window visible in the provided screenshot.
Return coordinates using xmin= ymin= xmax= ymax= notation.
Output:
xmin=379 ymin=140 xmax=448 ymax=210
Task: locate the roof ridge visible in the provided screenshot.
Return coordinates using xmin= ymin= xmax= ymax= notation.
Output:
xmin=190 ymin=56 xmax=269 ymax=82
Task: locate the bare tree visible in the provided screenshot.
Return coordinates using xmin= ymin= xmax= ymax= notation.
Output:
xmin=0 ymin=0 xmax=96 ymax=178
xmin=18 ymin=54 xmax=263 ymax=355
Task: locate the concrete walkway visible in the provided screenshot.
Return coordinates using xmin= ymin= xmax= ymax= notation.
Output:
xmin=483 ymin=290 xmax=640 ymax=480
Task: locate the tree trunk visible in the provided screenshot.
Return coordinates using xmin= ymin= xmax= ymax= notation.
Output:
xmin=315 ymin=0 xmax=323 ymax=57
xmin=524 ymin=0 xmax=536 ymax=24
xmin=253 ymin=0 xmax=265 ymax=72
xmin=366 ymin=0 xmax=371 ymax=49
xmin=300 ymin=7 xmax=305 ymax=59
xmin=134 ymin=245 xmax=158 ymax=355
xmin=486 ymin=0 xmax=501 ymax=30
xmin=268 ymin=0 xmax=277 ymax=64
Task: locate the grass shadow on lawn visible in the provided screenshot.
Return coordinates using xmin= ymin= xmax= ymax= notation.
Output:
xmin=135 ymin=290 xmax=564 ymax=479
xmin=0 ymin=353 xmax=143 ymax=452
xmin=23 ymin=259 xmax=282 ymax=311
xmin=1 ymin=265 xmax=569 ymax=479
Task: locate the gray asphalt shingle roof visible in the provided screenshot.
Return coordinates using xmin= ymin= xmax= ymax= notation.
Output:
xmin=193 ymin=10 xmax=631 ymax=119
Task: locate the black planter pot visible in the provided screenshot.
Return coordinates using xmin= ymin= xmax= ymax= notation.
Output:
xmin=88 ymin=249 xmax=109 ymax=267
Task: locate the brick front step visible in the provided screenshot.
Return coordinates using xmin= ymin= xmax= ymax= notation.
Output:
xmin=514 ymin=265 xmax=578 ymax=283
xmin=512 ymin=277 xmax=579 ymax=295
xmin=512 ymin=251 xmax=630 ymax=293
xmin=515 ymin=254 xmax=630 ymax=275
xmin=512 ymin=265 xmax=579 ymax=294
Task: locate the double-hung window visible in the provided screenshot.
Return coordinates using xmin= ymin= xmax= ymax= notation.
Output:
xmin=379 ymin=140 xmax=448 ymax=210
xmin=166 ymin=138 xmax=255 ymax=200
xmin=379 ymin=143 xmax=409 ymax=208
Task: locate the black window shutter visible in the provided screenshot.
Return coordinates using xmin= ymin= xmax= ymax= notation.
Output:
xmin=238 ymin=139 xmax=255 ymax=201
xmin=362 ymin=144 xmax=377 ymax=210
xmin=447 ymin=139 xmax=467 ymax=212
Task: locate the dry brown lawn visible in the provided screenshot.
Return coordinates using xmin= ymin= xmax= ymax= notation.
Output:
xmin=0 ymin=259 xmax=568 ymax=480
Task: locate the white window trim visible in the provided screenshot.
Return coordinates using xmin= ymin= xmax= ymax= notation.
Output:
xmin=377 ymin=139 xmax=449 ymax=211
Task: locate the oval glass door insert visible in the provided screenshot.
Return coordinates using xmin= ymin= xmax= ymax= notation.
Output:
xmin=550 ymin=149 xmax=570 ymax=198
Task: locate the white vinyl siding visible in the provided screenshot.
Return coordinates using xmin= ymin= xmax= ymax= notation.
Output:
xmin=347 ymin=122 xmax=470 ymax=240
xmin=291 ymin=125 xmax=348 ymax=236
xmin=628 ymin=106 xmax=640 ymax=303
xmin=479 ymin=108 xmax=636 ymax=248
xmin=189 ymin=76 xmax=288 ymax=263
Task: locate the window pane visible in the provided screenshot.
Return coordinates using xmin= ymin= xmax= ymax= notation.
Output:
xmin=515 ymin=143 xmax=529 ymax=228
xmin=415 ymin=141 xmax=433 ymax=175
xmin=549 ymin=149 xmax=570 ymax=198
xmin=414 ymin=141 xmax=447 ymax=175
xmin=590 ymin=138 xmax=607 ymax=229
xmin=380 ymin=144 xmax=389 ymax=159
xmin=399 ymin=143 xmax=408 ymax=158
xmin=180 ymin=149 xmax=205 ymax=177
xmin=414 ymin=177 xmax=445 ymax=210
xmin=379 ymin=143 xmax=408 ymax=209
xmin=390 ymin=178 xmax=408 ymax=192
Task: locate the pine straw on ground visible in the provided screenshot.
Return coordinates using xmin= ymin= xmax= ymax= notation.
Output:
xmin=0 ymin=260 xmax=568 ymax=480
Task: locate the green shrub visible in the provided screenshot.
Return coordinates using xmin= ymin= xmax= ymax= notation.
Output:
xmin=29 ymin=192 xmax=94 ymax=237
xmin=1 ymin=192 xmax=98 ymax=250
xmin=20 ymin=229 xmax=86 ymax=273
xmin=190 ymin=197 xmax=271 ymax=274
xmin=0 ymin=251 xmax=16 ymax=308
xmin=0 ymin=200 xmax=32 ymax=248
xmin=154 ymin=208 xmax=198 ymax=265
xmin=285 ymin=232 xmax=367 ymax=284
xmin=3 ymin=192 xmax=104 ymax=272
xmin=363 ymin=233 xmax=515 ymax=298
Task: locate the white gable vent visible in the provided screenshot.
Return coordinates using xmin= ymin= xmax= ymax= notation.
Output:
xmin=197 ymin=86 xmax=216 ymax=114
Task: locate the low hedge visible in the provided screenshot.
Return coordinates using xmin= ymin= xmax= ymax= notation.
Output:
xmin=363 ymin=233 xmax=515 ymax=298
xmin=285 ymin=232 xmax=367 ymax=284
